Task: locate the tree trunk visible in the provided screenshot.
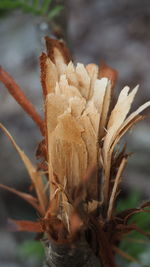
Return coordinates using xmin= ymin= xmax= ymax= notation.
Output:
xmin=43 ymin=239 xmax=102 ymax=267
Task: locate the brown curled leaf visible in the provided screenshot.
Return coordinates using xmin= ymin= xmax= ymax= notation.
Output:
xmin=7 ymin=219 xmax=43 ymax=233
xmin=113 ymin=246 xmax=140 ymax=263
xmin=140 ymin=200 xmax=150 ymax=209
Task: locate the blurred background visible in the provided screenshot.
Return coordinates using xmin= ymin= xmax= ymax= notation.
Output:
xmin=0 ymin=0 xmax=150 ymax=266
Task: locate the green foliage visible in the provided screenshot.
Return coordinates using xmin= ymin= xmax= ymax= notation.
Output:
xmin=0 ymin=0 xmax=63 ymax=19
xmin=18 ymin=240 xmax=44 ymax=260
xmin=117 ymin=192 xmax=150 ymax=262
xmin=116 ymin=191 xmax=140 ymax=213
xmin=120 ymin=232 xmax=149 ymax=261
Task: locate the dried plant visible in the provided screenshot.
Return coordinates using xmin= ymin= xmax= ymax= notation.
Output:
xmin=0 ymin=37 xmax=150 ymax=266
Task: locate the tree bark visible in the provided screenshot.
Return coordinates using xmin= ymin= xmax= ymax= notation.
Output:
xmin=43 ymin=239 xmax=102 ymax=267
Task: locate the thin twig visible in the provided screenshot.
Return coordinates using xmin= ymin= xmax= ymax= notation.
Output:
xmin=107 ymin=157 xmax=127 ymax=220
xmin=113 ymin=246 xmax=140 ymax=263
xmin=0 ymin=66 xmax=45 ymax=136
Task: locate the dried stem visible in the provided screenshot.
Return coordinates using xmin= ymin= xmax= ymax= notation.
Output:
xmin=0 ymin=66 xmax=45 ymax=136
xmin=113 ymin=246 xmax=139 ymax=263
xmin=107 ymin=157 xmax=127 ymax=220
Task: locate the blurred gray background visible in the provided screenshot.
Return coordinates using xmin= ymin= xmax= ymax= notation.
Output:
xmin=0 ymin=0 xmax=150 ymax=266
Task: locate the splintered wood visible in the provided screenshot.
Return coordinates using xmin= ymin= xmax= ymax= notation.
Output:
xmin=1 ymin=37 xmax=150 ymax=266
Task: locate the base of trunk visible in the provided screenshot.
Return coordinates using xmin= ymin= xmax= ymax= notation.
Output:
xmin=43 ymin=239 xmax=101 ymax=267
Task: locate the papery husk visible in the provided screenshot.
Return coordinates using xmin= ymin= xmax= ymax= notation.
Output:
xmin=42 ymin=39 xmax=150 ymax=251
xmin=1 ymin=37 xmax=150 ymax=267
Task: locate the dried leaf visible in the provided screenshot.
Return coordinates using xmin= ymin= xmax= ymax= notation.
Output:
xmin=0 ymin=123 xmax=47 ymax=215
xmin=110 ymin=115 xmax=143 ymax=155
xmin=106 ymin=101 xmax=150 ymax=193
xmin=130 ymin=224 xmax=150 ymax=240
xmin=113 ymin=246 xmax=140 ymax=263
xmin=102 ymin=86 xmax=139 ymax=202
xmin=98 ymin=80 xmax=112 ymax=139
xmin=141 ymin=201 xmax=150 ymax=209
xmin=42 ymin=216 xmax=68 ymax=241
xmin=125 ymin=237 xmax=149 ymax=244
xmin=7 ymin=219 xmax=43 ymax=233
xmin=120 ymin=100 xmax=150 ymax=132
xmin=107 ymin=157 xmax=127 ymax=220
xmin=116 ymin=207 xmax=150 ymax=225
xmin=0 ymin=183 xmax=41 ymax=213
xmin=104 ymin=85 xmax=138 ymax=161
